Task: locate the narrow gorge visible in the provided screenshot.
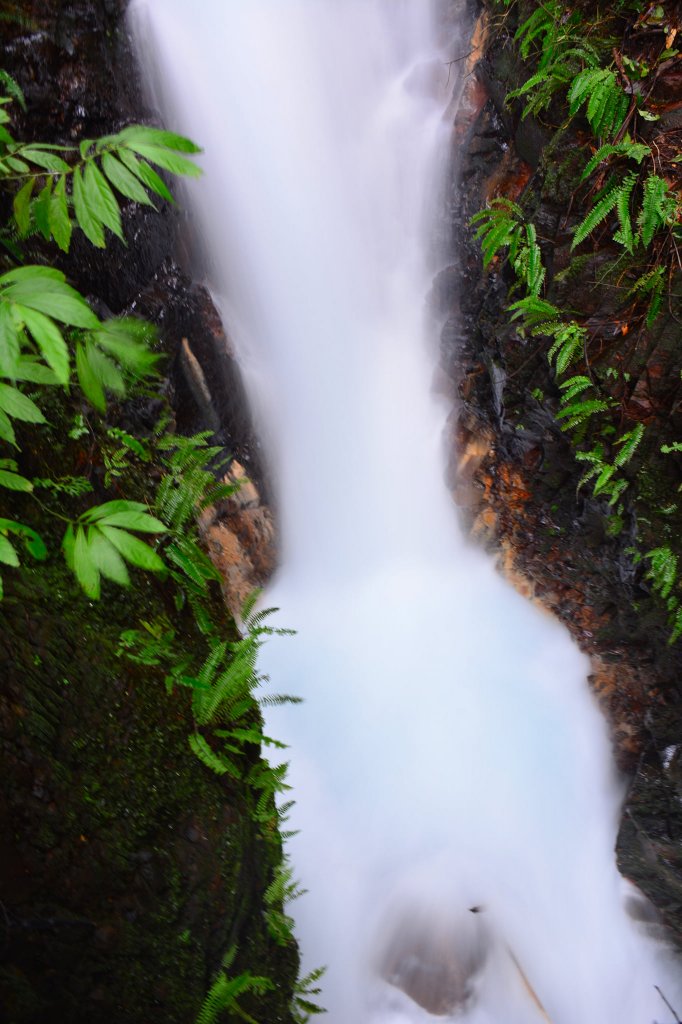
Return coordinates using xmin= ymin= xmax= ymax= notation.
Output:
xmin=1 ymin=2 xmax=681 ymax=1023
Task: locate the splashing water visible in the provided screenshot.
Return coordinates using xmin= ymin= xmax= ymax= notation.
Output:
xmin=132 ymin=2 xmax=681 ymax=1021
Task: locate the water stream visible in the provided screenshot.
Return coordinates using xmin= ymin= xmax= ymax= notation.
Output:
xmin=132 ymin=2 xmax=681 ymax=1020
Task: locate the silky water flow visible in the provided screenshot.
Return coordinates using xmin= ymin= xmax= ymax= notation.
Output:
xmin=132 ymin=2 xmax=682 ymax=1020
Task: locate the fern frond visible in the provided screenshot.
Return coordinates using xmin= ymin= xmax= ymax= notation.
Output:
xmin=572 ymin=178 xmax=624 ymax=249
xmin=548 ymin=323 xmax=586 ymax=375
xmin=508 ymin=295 xmax=560 ymax=327
xmin=613 ymin=423 xmax=645 ymax=467
xmin=581 ymin=141 xmax=650 ymax=182
xmin=638 ymin=174 xmax=669 ymax=247
xmin=189 ymin=732 xmax=241 ymax=779
xmin=614 ymin=173 xmax=638 ymax=252
xmin=559 ymin=375 xmax=592 ymax=402
xmin=556 ymin=397 xmax=611 ymax=430
xmin=196 ymin=967 xmax=273 ymax=1024
xmin=646 ymin=546 xmax=678 ymax=600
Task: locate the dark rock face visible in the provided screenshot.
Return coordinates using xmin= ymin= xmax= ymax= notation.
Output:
xmin=0 ymin=2 xmax=293 ymax=1022
xmin=443 ymin=5 xmax=682 ymax=946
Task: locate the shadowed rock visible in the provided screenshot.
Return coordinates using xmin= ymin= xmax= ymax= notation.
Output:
xmin=376 ymin=906 xmax=488 ymax=1016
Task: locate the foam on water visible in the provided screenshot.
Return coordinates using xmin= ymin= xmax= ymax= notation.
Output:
xmin=132 ymin=2 xmax=682 ymax=1020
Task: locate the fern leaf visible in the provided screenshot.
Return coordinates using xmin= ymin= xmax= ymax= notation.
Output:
xmin=592 ymin=463 xmax=616 ymax=496
xmin=569 ymin=68 xmax=607 ymax=117
xmin=556 ymin=397 xmax=611 ymax=430
xmin=638 ymin=174 xmax=668 ymax=247
xmin=613 ymin=423 xmax=644 ymax=467
xmin=189 ymin=732 xmax=241 ymax=779
xmin=571 ymin=179 xmax=622 ymax=249
xmin=581 ymin=141 xmax=650 ymax=182
xmin=559 ymin=375 xmax=592 ymax=402
xmin=509 ymin=295 xmax=560 ymax=327
xmin=646 ymin=546 xmax=678 ymax=600
xmin=614 ymin=173 xmax=637 ymax=252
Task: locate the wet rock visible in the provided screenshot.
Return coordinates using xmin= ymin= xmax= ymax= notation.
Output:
xmin=447 ymin=0 xmax=682 ymax=946
xmin=200 ymin=461 xmax=277 ymax=618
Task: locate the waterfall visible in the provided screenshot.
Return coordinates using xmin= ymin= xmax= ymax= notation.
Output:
xmin=132 ymin=3 xmax=681 ymax=1021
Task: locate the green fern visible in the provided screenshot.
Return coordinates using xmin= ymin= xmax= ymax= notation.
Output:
xmin=292 ymin=967 xmax=327 ymax=1024
xmin=568 ymin=67 xmax=628 ymax=138
xmin=580 ymin=140 xmax=650 ymax=182
xmin=548 ymin=323 xmax=587 ymax=375
xmin=264 ymin=859 xmax=306 ymax=946
xmin=613 ymin=423 xmax=645 ymax=467
xmin=189 ymin=731 xmax=241 ymax=779
xmin=559 ymin=375 xmax=592 ymax=402
xmin=471 ymin=198 xmax=523 ymax=268
xmin=614 ymin=173 xmax=638 ymax=252
xmin=625 ymin=265 xmax=666 ymax=327
xmin=195 ymin=949 xmax=274 ymax=1024
xmin=638 ymin=173 xmax=675 ymax=247
xmin=645 ymin=546 xmax=678 ymax=601
xmin=572 ymin=174 xmax=637 ymax=249
xmin=556 ymin=397 xmax=611 ymax=431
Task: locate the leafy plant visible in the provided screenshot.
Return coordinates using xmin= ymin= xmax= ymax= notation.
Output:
xmin=264 ymin=859 xmax=306 ymax=946
xmin=292 ymin=967 xmax=327 ymax=1024
xmin=0 ymin=69 xmax=202 ymax=600
xmin=61 ymin=500 xmax=166 ymax=600
xmin=196 ymin=947 xmax=274 ymax=1024
xmin=568 ymin=67 xmax=629 ymax=139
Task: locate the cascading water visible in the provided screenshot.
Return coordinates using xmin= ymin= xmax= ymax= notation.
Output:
xmin=132 ymin=2 xmax=682 ymax=1021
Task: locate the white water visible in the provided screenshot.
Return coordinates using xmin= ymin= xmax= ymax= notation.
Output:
xmin=133 ymin=3 xmax=681 ymax=1021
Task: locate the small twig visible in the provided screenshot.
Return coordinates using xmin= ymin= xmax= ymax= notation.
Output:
xmin=655 ymin=984 xmax=682 ymax=1023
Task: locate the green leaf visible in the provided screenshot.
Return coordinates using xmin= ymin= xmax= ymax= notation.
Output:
xmin=638 ymin=173 xmax=668 ymax=247
xmin=72 ymin=165 xmax=105 ymax=247
xmin=1 ymin=268 xmax=99 ymax=328
xmin=0 ymin=300 xmax=20 ymax=377
xmin=0 ymin=70 xmax=25 ymax=110
xmin=189 ymin=732 xmax=240 ymax=778
xmin=100 ymin=152 xmax=155 ymax=207
xmin=88 ymin=527 xmax=130 ymax=586
xmin=0 ymin=382 xmax=45 ymax=423
xmin=580 ymin=142 xmax=650 ymax=182
xmin=0 ymin=533 xmax=18 ymax=567
xmin=5 ymin=156 xmax=29 ymax=173
xmin=73 ymin=524 xmax=100 ymax=598
xmin=0 ymin=265 xmax=65 ymax=285
xmin=84 ymin=160 xmax=124 ymax=241
xmin=86 ymin=342 xmax=126 ymax=395
xmin=0 ymin=469 xmax=32 ymax=491
xmin=118 ymin=149 xmax=175 ymax=203
xmin=12 ymin=178 xmax=33 ymax=235
xmin=614 ymin=423 xmax=645 ymax=467
xmin=32 ymin=179 xmax=53 ymax=241
xmin=97 ymin=508 xmax=166 ymax=533
xmin=0 ymin=409 xmax=16 ymax=445
xmin=75 ymin=340 xmax=105 ymax=411
xmin=571 ymin=179 xmax=622 ymax=249
xmin=11 ymin=356 xmax=59 ymax=385
xmin=81 ymin=499 xmax=150 ymax=522
xmin=49 ymin=175 xmax=73 ymax=253
xmin=115 ymin=125 xmax=202 ymax=154
xmin=100 ymin=525 xmax=165 ymax=571
xmin=124 ymin=143 xmax=202 ymax=179
xmin=18 ymin=147 xmax=71 ymax=173
xmin=14 ymin=305 xmax=69 ymax=385
xmin=0 ymin=518 xmax=47 ymax=560
xmin=92 ymin=319 xmax=159 ymax=377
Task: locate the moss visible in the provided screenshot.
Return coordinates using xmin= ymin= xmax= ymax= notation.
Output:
xmin=0 ymin=492 xmax=297 ymax=1023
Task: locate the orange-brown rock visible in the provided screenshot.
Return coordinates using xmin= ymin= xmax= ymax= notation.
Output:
xmin=200 ymin=460 xmax=277 ymax=618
